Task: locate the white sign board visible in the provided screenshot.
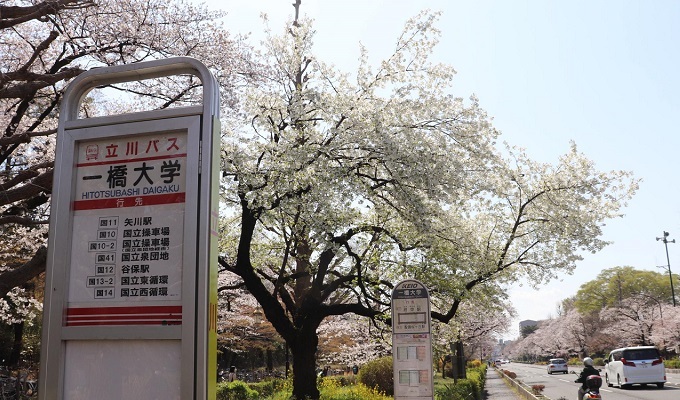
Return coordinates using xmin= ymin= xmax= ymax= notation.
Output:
xmin=391 ymin=279 xmax=434 ymax=400
xmin=68 ymin=133 xmax=186 ymax=309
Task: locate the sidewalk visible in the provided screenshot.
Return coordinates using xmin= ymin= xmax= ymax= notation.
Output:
xmin=483 ymin=368 xmax=523 ymax=400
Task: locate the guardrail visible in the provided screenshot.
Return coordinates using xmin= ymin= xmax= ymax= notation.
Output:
xmin=495 ymin=366 xmax=549 ymax=400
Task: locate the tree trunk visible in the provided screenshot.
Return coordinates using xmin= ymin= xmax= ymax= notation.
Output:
xmin=291 ymin=324 xmax=320 ymax=400
xmin=7 ymin=322 xmax=23 ymax=366
xmin=451 ymin=340 xmax=466 ymax=381
xmin=266 ymin=348 xmax=273 ymax=372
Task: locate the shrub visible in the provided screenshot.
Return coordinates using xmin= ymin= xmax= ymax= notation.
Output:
xmin=325 ymin=375 xmax=357 ymax=387
xmin=435 ymin=364 xmax=486 ymax=400
xmin=247 ymin=378 xmax=286 ymax=398
xmin=436 ymin=380 xmax=478 ymax=400
xmin=320 ymin=383 xmax=391 ymax=400
xmin=466 ymin=365 xmax=486 ymax=389
xmin=531 ymin=384 xmax=545 ymax=395
xmin=357 ymin=356 xmax=393 ymax=396
xmin=664 ymin=358 xmax=680 ymax=369
xmin=216 ymin=380 xmax=259 ymax=400
xmin=593 ymin=357 xmax=604 ymax=366
xmin=502 ymin=369 xmax=516 ymax=379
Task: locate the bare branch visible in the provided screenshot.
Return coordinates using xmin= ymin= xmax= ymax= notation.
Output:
xmin=0 ymin=1 xmax=94 ymax=30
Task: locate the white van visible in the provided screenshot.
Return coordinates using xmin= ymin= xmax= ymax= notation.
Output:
xmin=604 ymin=346 xmax=666 ymax=389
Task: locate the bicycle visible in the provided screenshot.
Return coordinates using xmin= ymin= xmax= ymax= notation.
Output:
xmin=0 ymin=376 xmax=37 ymax=400
xmin=0 ymin=377 xmax=17 ymax=400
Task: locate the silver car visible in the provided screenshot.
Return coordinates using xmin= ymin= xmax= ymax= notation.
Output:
xmin=547 ymin=358 xmax=568 ymax=374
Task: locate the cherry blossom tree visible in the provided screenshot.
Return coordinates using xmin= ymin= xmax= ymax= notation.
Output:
xmin=457 ymin=302 xmax=514 ymax=356
xmin=600 ymin=294 xmax=665 ymax=347
xmin=217 ymin=281 xmax=285 ymax=372
xmin=530 ymin=317 xmax=571 ymax=357
xmin=650 ymin=304 xmax=680 ymax=353
xmin=508 ymin=317 xmax=570 ymax=360
xmin=217 ymin=2 xmax=638 ymax=398
xmin=506 ymin=325 xmax=545 ymax=361
xmin=217 ymin=8 xmax=502 ymax=397
xmin=540 ymin=308 xmax=613 ymax=358
xmin=317 ymin=313 xmax=390 ymax=369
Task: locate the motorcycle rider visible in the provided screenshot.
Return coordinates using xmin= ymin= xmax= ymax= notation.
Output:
xmin=575 ymin=357 xmax=600 ymax=400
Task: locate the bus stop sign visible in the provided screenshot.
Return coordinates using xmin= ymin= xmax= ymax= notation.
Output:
xmin=391 ymin=279 xmax=434 ymax=400
xmin=39 ymin=57 xmax=220 ymax=400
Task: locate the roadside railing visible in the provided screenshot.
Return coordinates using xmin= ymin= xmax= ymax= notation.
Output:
xmin=495 ymin=366 xmax=549 ymax=400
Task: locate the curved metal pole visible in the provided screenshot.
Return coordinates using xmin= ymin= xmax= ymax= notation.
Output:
xmin=59 ymin=56 xmax=219 ymax=124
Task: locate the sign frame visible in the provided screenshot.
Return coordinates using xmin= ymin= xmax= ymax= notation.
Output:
xmin=39 ymin=57 xmax=219 ymax=400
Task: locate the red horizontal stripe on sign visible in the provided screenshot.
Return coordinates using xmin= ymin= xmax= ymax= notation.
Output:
xmin=73 ymin=192 xmax=185 ymax=210
xmin=66 ymin=305 xmax=182 ymax=316
xmin=77 ymin=153 xmax=187 ymax=167
xmin=68 ymin=314 xmax=175 ymax=321
xmin=65 ymin=305 xmax=182 ymax=327
xmin=66 ymin=320 xmax=182 ymax=327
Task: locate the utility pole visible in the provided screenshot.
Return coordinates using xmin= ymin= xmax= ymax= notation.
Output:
xmin=616 ymin=272 xmax=623 ymax=306
xmin=656 ymin=231 xmax=677 ymax=307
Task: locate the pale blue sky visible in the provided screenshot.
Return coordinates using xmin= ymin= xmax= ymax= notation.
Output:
xmin=204 ymin=0 xmax=680 ymax=338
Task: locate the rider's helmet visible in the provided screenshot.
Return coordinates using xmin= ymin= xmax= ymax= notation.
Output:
xmin=583 ymin=357 xmax=594 ymax=366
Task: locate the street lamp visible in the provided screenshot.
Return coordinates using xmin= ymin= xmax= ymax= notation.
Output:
xmin=656 ymin=231 xmax=677 ymax=307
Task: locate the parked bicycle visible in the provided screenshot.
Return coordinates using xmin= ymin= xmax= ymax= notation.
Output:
xmin=0 ymin=376 xmax=37 ymax=399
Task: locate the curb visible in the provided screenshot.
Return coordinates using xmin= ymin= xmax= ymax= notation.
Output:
xmin=495 ymin=367 xmax=549 ymax=400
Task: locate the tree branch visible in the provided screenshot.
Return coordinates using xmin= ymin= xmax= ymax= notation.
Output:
xmin=0 ymin=0 xmax=94 ymax=29
xmin=0 ymin=247 xmax=47 ymax=298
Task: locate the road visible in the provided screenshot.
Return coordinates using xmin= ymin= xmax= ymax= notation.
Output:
xmin=500 ymin=362 xmax=680 ymax=400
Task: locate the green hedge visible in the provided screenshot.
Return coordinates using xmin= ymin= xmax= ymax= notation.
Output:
xmin=435 ymin=364 xmax=486 ymax=400
xmin=216 ymin=380 xmax=259 ymax=400
xmin=247 ymin=379 xmax=287 ymax=398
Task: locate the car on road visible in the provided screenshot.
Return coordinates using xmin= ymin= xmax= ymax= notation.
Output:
xmin=547 ymin=358 xmax=568 ymax=374
xmin=604 ymin=346 xmax=666 ymax=388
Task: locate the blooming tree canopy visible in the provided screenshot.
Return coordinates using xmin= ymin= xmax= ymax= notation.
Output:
xmin=217 ymin=3 xmax=638 ymax=398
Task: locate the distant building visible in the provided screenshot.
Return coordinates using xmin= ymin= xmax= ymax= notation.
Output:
xmin=518 ymin=320 xmax=541 ymax=338
xmin=519 ymin=319 xmax=538 ymax=332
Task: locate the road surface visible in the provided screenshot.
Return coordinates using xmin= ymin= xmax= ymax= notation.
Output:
xmin=498 ymin=362 xmax=679 ymax=400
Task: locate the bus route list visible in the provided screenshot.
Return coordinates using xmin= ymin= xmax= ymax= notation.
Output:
xmin=87 ymin=215 xmax=173 ymax=300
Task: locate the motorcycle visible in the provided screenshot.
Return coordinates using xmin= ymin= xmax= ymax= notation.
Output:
xmin=575 ymin=374 xmax=602 ymax=400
